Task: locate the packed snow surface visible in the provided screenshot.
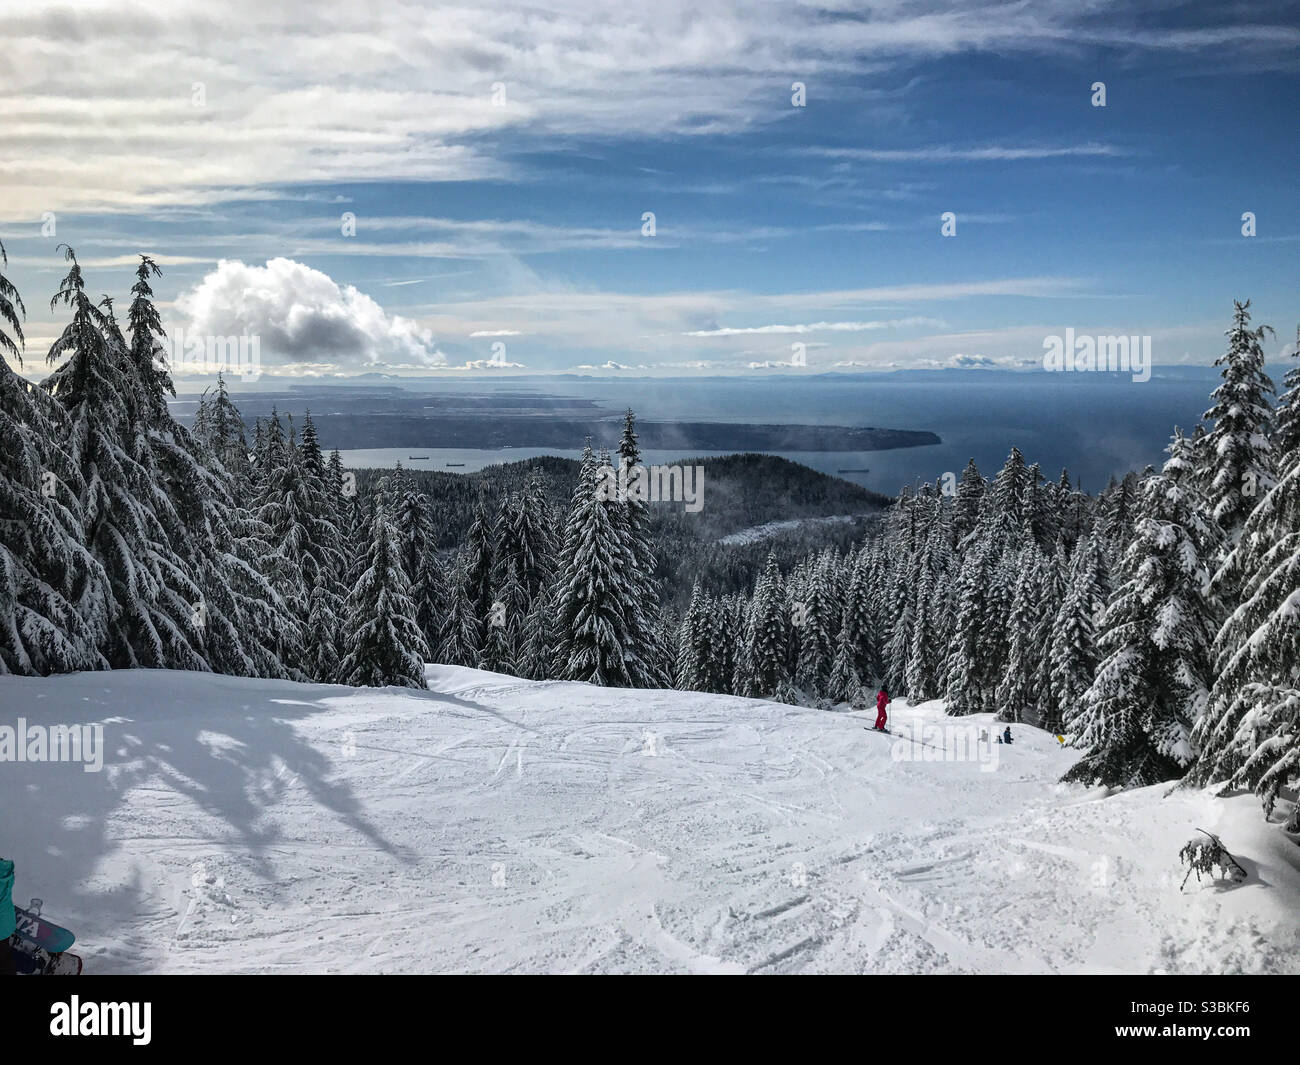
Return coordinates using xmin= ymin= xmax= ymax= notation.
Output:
xmin=2 ymin=666 xmax=1298 ymax=974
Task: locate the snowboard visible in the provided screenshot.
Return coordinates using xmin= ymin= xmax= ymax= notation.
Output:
xmin=14 ymin=904 xmax=75 ymax=954
xmin=11 ymin=940 xmax=82 ymax=975
xmin=10 ymin=901 xmax=81 ymax=974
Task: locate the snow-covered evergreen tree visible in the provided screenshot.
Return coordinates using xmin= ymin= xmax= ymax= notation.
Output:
xmin=840 ymin=541 xmax=878 ymax=683
xmin=255 ymin=421 xmax=334 ymax=676
xmin=493 ymin=469 xmax=556 ymax=609
xmin=463 ymin=495 xmax=497 ymax=649
xmin=1029 ymin=538 xmax=1070 ymax=727
xmin=951 ymin=458 xmax=985 ymax=548
xmin=793 ymin=553 xmax=837 ymax=698
xmin=1273 ymin=325 xmax=1300 ymax=461
xmin=438 ymin=559 xmax=481 ymax=668
xmin=192 ymin=373 xmax=251 ymax=495
xmin=738 ymin=553 xmax=790 ymax=698
xmin=1098 ymin=473 xmax=1140 ymax=551
xmin=390 ymin=473 xmax=446 ymax=660
xmin=517 ymin=577 xmax=558 ymax=680
xmin=945 ymin=529 xmax=1002 ymax=715
xmin=127 ymin=259 xmax=286 ymax=680
xmin=43 ymin=247 xmax=206 ymax=671
xmin=479 ymin=568 xmax=522 ymax=675
xmin=303 ymin=572 xmax=341 ymax=682
xmin=985 ymin=446 xmax=1034 ymax=546
xmin=1200 ymin=300 xmax=1276 ymax=548
xmin=554 ymin=448 xmax=635 ymax=686
xmin=0 ymin=240 xmax=106 ymax=675
xmin=1063 ymin=446 xmax=1216 ymax=788
xmin=338 ymin=509 xmax=428 ymax=689
xmin=616 ymin=411 xmax=673 ymax=688
xmin=905 ymin=516 xmax=953 ymax=702
xmin=827 ymin=610 xmax=864 ymax=705
xmin=1049 ymin=534 xmax=1107 ymax=736
xmin=676 ymin=581 xmax=714 ymax=692
xmin=881 ymin=547 xmax=915 ymax=694
xmin=1187 ymin=369 xmax=1300 ymax=822
xmin=995 ymin=544 xmax=1047 ymax=723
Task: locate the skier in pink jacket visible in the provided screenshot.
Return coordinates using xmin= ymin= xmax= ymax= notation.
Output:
xmin=874 ymin=687 xmax=890 ymax=731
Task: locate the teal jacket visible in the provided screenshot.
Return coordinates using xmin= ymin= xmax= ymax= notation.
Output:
xmin=0 ymin=858 xmax=14 ymax=939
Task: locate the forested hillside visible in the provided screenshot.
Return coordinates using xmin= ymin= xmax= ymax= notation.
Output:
xmin=2 ymin=243 xmax=1297 ymax=846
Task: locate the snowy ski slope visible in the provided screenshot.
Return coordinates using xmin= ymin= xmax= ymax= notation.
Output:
xmin=1 ymin=666 xmax=1297 ymax=974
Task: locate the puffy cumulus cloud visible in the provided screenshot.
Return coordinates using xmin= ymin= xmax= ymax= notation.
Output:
xmin=946 ymin=353 xmax=1040 ymax=368
xmin=948 ymin=353 xmax=1000 ymax=368
xmin=174 ymin=258 xmax=445 ymax=371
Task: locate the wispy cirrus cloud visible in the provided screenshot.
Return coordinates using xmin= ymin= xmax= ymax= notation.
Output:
xmin=3 ymin=2 xmax=1291 ymax=220
xmin=803 ymin=143 xmax=1130 ymax=163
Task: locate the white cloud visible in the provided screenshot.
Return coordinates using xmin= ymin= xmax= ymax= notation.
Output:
xmin=806 ymin=143 xmax=1127 ymax=163
xmin=2 ymin=2 xmax=1290 ymax=220
xmin=174 ymin=258 xmax=446 ymax=370
xmin=570 ymin=360 xmax=645 ymax=370
xmin=454 ymin=358 xmax=528 ymax=370
xmin=685 ymin=316 xmax=944 ymax=337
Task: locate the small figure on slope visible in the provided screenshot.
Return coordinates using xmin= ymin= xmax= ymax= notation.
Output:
xmin=874 ymin=686 xmax=891 ymax=732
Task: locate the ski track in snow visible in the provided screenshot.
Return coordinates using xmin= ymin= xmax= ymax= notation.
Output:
xmin=2 ymin=666 xmax=1298 ymax=975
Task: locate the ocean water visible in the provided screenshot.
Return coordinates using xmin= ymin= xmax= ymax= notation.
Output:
xmin=336 ymin=368 xmax=1225 ymax=494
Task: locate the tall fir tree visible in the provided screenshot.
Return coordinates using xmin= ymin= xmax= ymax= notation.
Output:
xmin=1049 ymin=534 xmax=1108 ymax=736
xmin=1200 ymin=300 xmax=1276 ymax=548
xmin=615 ymin=410 xmax=672 ymax=687
xmin=1187 ymin=376 xmax=1300 ymax=824
xmin=944 ymin=528 xmax=1002 ymax=715
xmin=994 ymin=544 xmax=1047 ymax=723
xmin=1063 ymin=447 xmax=1215 ymax=789
xmin=554 ymin=448 xmax=635 ymax=686
xmin=338 ymin=509 xmax=428 ymax=689
xmin=462 ymin=494 xmax=496 ymax=650
xmin=0 ymin=240 xmax=106 ymax=674
xmin=738 ymin=553 xmax=791 ymax=698
xmin=905 ymin=518 xmax=953 ymax=702
xmin=438 ymin=558 xmax=481 ymax=668
xmin=44 ymin=246 xmax=206 ymax=671
xmin=951 ymin=458 xmax=986 ymax=548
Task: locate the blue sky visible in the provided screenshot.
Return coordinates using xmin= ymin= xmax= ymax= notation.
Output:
xmin=1 ymin=0 xmax=1298 ymax=378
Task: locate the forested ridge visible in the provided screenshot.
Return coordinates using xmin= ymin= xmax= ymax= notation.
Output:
xmin=2 ymin=244 xmax=1296 ymax=839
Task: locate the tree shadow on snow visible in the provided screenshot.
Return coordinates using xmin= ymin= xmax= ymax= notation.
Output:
xmin=0 ymin=670 xmax=495 ymax=973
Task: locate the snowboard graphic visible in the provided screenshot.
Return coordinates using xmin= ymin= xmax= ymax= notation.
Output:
xmin=13 ymin=904 xmax=76 ymax=954
xmin=9 ymin=902 xmax=82 ymax=974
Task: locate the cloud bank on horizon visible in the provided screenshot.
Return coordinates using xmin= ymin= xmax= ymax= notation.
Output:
xmin=1 ymin=0 xmax=1298 ymax=377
